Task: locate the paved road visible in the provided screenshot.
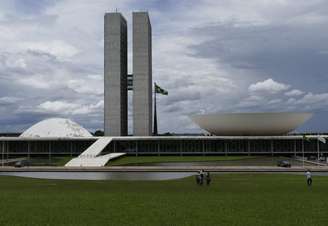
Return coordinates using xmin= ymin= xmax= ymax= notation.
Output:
xmin=0 ymin=165 xmax=328 ymax=172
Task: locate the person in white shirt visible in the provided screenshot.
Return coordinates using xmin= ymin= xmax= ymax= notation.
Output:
xmin=196 ymin=170 xmax=204 ymax=185
xmin=305 ymin=170 xmax=312 ymax=186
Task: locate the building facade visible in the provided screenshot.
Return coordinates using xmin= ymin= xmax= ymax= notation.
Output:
xmin=133 ymin=12 xmax=153 ymax=136
xmin=1 ymin=135 xmax=327 ymax=157
xmin=104 ymin=13 xmax=128 ymax=136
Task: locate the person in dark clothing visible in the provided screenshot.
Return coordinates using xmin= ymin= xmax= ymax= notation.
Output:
xmin=206 ymin=172 xmax=211 ymax=185
xmin=199 ymin=170 xmax=204 ymax=185
xmin=195 ymin=174 xmax=201 ymax=185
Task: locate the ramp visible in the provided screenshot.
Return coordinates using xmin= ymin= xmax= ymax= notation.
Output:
xmin=65 ymin=152 xmax=126 ymax=167
xmin=79 ymin=137 xmax=113 ymax=157
xmin=65 ymin=138 xmax=125 ymax=167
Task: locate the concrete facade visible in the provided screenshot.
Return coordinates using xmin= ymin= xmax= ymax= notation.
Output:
xmin=133 ymin=12 xmax=153 ymax=136
xmin=104 ymin=13 xmax=128 ymax=136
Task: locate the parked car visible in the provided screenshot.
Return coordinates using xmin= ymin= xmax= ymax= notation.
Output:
xmin=308 ymin=156 xmax=317 ymax=161
xmin=277 ymin=160 xmax=291 ymax=167
xmin=14 ymin=160 xmax=30 ymax=168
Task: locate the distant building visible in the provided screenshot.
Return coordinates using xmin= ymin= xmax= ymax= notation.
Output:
xmin=104 ymin=12 xmax=152 ymax=136
xmin=2 ymin=11 xmax=328 ymax=168
xmin=104 ymin=13 xmax=128 ymax=136
xmin=20 ymin=118 xmax=92 ymax=138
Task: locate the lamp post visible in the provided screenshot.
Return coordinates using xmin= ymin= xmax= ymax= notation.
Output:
xmin=302 ymin=138 xmax=304 ymax=169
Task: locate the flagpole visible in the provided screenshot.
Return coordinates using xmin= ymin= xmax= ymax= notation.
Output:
xmin=153 ymin=83 xmax=158 ymax=136
xmin=317 ymin=134 xmax=320 ymax=166
xmin=302 ymin=138 xmax=304 ymax=168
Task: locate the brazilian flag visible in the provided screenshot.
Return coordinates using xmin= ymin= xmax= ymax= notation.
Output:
xmin=155 ymin=83 xmax=168 ymax=95
xmin=302 ymin=134 xmax=311 ymax=142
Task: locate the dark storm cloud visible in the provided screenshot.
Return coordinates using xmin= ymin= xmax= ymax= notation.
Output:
xmin=164 ymin=90 xmax=201 ymax=105
xmin=190 ymin=22 xmax=328 ymax=92
xmin=0 ymin=111 xmax=54 ymax=132
xmin=186 ymin=9 xmax=328 ymax=133
xmin=0 ymin=0 xmax=327 ymax=133
xmin=0 ymin=49 xmax=103 ymax=132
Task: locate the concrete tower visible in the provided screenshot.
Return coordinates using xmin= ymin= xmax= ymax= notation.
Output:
xmin=133 ymin=12 xmax=152 ymax=136
xmin=104 ymin=13 xmax=128 ymax=136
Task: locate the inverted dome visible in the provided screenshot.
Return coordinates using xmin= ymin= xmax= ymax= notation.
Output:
xmin=20 ymin=118 xmax=93 ymax=138
xmin=190 ymin=112 xmax=312 ymax=136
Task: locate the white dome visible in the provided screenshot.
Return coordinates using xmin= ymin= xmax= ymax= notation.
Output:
xmin=191 ymin=112 xmax=312 ymax=136
xmin=20 ymin=118 xmax=93 ymax=138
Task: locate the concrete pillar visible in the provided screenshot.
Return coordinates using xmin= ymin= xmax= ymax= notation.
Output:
xmin=27 ymin=141 xmax=30 ymax=160
xmin=202 ymin=140 xmax=205 ymax=156
xmin=294 ymin=140 xmax=297 ymax=157
xmin=133 ymin=12 xmax=152 ymax=136
xmin=48 ymin=141 xmax=51 ymax=163
xmin=104 ymin=12 xmax=128 ymax=136
xmin=224 ymin=141 xmax=228 ymax=156
xmin=5 ymin=141 xmax=8 ymax=160
xmin=6 ymin=141 xmax=8 ymax=159
xmin=180 ymin=141 xmax=183 ymax=156
xmin=70 ymin=141 xmax=73 ymax=157
xmin=135 ymin=141 xmax=138 ymax=156
xmin=247 ymin=140 xmax=250 ymax=156
xmin=1 ymin=141 xmax=4 ymax=167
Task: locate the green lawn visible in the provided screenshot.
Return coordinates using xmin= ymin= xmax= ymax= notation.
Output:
xmin=29 ymin=156 xmax=72 ymax=166
xmin=107 ymin=155 xmax=311 ymax=166
xmin=107 ymin=155 xmax=255 ymax=166
xmin=0 ymin=174 xmax=327 ymax=226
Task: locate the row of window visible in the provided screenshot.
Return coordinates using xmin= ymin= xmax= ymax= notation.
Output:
xmin=0 ymin=140 xmax=327 ymax=154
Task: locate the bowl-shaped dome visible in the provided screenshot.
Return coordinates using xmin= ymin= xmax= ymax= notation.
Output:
xmin=190 ymin=112 xmax=312 ymax=136
xmin=20 ymin=118 xmax=92 ymax=138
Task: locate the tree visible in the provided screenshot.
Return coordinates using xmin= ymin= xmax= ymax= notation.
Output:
xmin=94 ymin=130 xmax=104 ymax=136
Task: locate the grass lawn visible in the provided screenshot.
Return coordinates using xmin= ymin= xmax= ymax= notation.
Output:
xmin=29 ymin=156 xmax=72 ymax=166
xmin=0 ymin=174 xmax=327 ymax=226
xmin=107 ymin=155 xmax=255 ymax=166
xmin=107 ymin=155 xmax=311 ymax=166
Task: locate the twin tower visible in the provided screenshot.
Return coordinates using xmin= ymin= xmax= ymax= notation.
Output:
xmin=104 ymin=12 xmax=152 ymax=136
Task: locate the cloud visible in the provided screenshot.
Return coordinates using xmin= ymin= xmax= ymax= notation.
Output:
xmin=19 ymin=75 xmax=53 ymax=89
xmin=285 ymin=89 xmax=304 ymax=97
xmin=236 ymin=95 xmax=264 ymax=108
xmin=18 ymin=40 xmax=80 ymax=60
xmin=248 ymin=78 xmax=290 ymax=94
xmin=37 ymin=100 xmax=103 ymax=115
xmin=13 ymin=0 xmax=56 ymax=15
xmin=67 ymin=74 xmax=103 ymax=95
xmin=0 ymin=0 xmax=327 ymax=133
xmin=296 ymin=92 xmax=328 ymax=107
xmin=0 ymin=96 xmax=21 ymax=104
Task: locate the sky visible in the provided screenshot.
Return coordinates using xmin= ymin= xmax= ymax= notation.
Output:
xmin=0 ymin=0 xmax=327 ymax=134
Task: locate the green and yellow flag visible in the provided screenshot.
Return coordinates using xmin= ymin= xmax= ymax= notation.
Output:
xmin=155 ymin=83 xmax=168 ymax=95
xmin=302 ymin=134 xmax=311 ymax=142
